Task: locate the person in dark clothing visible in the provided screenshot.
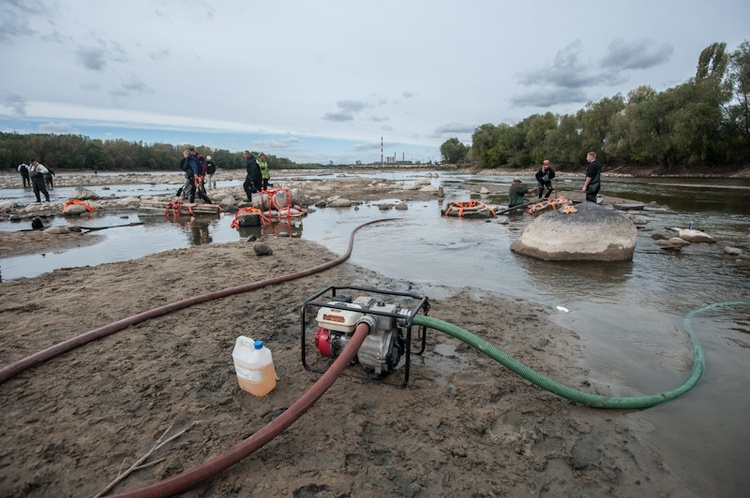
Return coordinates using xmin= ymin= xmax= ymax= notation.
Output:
xmin=205 ymin=155 xmax=217 ymax=189
xmin=18 ymin=163 xmax=31 ymax=188
xmin=508 ymin=177 xmax=532 ymax=208
xmin=581 ymin=151 xmax=602 ymax=203
xmin=242 ymin=150 xmax=262 ymax=202
xmin=535 ymin=160 xmax=555 ymax=199
xmin=181 ymin=150 xmax=213 ymax=204
xmin=28 ymin=159 xmax=51 ymax=202
xmin=44 ymin=167 xmax=56 ymax=189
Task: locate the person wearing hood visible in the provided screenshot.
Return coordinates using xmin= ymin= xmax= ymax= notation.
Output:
xmin=242 ymin=150 xmax=262 ymax=202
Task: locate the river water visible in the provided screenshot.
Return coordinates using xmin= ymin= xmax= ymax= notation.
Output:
xmin=1 ymin=170 xmax=749 ymax=495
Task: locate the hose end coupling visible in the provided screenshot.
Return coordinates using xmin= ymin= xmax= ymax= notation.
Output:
xmin=357 ymin=314 xmax=377 ymax=332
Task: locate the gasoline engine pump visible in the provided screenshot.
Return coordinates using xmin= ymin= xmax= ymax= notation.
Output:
xmin=301 ymin=286 xmax=429 ymax=387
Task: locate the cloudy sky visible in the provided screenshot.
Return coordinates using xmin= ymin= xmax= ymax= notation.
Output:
xmin=1 ymin=0 xmax=748 ymax=164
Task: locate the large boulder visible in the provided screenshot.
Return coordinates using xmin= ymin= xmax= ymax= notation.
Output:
xmin=69 ymin=187 xmax=99 ymax=200
xmin=510 ymin=202 xmax=637 ymax=261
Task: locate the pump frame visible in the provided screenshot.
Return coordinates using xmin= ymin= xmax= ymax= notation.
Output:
xmin=300 ymin=285 xmax=430 ymax=388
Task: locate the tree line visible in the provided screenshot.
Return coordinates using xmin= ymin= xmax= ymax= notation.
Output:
xmin=0 ymin=132 xmax=315 ymax=172
xmin=441 ymin=41 xmax=750 ymax=172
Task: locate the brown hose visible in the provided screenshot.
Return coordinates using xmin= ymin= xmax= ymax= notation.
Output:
xmin=0 ymin=218 xmax=395 ymax=384
xmin=111 ymin=321 xmax=371 ymax=498
xmin=0 ymin=219 xmax=395 ymax=497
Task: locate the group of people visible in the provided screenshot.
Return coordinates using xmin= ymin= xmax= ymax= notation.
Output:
xmin=241 ymin=151 xmax=270 ymax=202
xmin=178 ymin=148 xmax=271 ymax=204
xmin=508 ymin=152 xmax=602 ymax=208
xmin=179 ymin=148 xmax=213 ymax=204
xmin=17 ymin=159 xmax=53 ymax=202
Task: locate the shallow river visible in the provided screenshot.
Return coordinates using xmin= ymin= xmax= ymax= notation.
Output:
xmin=1 ymin=170 xmax=749 ymax=495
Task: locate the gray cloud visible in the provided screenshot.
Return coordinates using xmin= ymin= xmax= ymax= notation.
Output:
xmin=518 ymin=40 xmax=598 ymax=89
xmin=109 ymin=75 xmax=152 ymax=97
xmin=601 ymin=37 xmax=674 ymax=70
xmin=322 ymin=99 xmax=371 ymax=122
xmin=431 ymin=121 xmax=476 ymax=137
xmin=402 ymin=91 xmax=413 ymax=98
xmin=369 ymin=115 xmax=389 ymax=122
xmin=0 ymin=90 xmax=27 ymax=115
xmin=510 ymin=88 xmax=590 ymax=108
xmin=512 ymin=38 xmax=652 ymax=108
xmin=322 ymin=110 xmax=354 ymax=122
xmin=148 ymin=48 xmax=171 ymax=61
xmin=0 ymin=0 xmax=49 ymax=42
xmin=75 ymin=39 xmax=129 ymax=71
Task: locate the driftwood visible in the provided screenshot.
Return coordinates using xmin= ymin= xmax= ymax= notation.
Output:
xmin=93 ymin=421 xmax=201 ymax=497
xmin=77 ymin=222 xmax=145 ymax=232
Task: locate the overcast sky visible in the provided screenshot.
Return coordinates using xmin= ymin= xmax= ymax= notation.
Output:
xmin=1 ymin=0 xmax=748 ymax=164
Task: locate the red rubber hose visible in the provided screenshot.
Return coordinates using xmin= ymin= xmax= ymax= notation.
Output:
xmin=0 ymin=218 xmax=394 ymax=384
xmin=111 ymin=321 xmax=371 ymax=498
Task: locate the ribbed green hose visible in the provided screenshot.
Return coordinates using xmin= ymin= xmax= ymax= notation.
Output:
xmin=413 ymin=301 xmax=748 ymax=409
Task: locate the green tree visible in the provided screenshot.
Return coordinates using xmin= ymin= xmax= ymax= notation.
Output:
xmin=440 ymin=137 xmax=469 ymax=164
xmin=726 ymin=40 xmax=750 ymax=158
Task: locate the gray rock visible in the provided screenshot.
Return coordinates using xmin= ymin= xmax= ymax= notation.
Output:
xmin=667 ymin=237 xmax=691 ymax=246
xmin=220 ymin=196 xmax=237 ymax=208
xmin=44 ymin=226 xmax=71 ymax=234
xmin=676 ymin=228 xmax=716 ymax=244
xmin=724 ymin=246 xmax=744 ymax=256
xmin=395 ymin=202 xmax=409 ymax=211
xmin=253 ymin=242 xmax=273 ymax=256
xmin=327 ymin=197 xmax=354 ymax=208
xmin=69 ymin=187 xmax=99 ymax=200
xmin=510 ymin=202 xmax=637 ymax=261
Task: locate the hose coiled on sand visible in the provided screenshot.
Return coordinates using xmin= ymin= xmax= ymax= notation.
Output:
xmin=415 ymin=301 xmax=748 ymax=409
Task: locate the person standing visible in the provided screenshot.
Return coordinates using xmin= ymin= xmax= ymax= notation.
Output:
xmin=242 ymin=150 xmax=262 ymax=202
xmin=28 ymin=159 xmax=51 ymax=202
xmin=508 ymin=177 xmax=531 ymax=208
xmin=181 ymin=150 xmax=212 ymax=204
xmin=18 ymin=162 xmax=31 ymax=188
xmin=44 ymin=166 xmax=56 ymax=189
xmin=581 ymin=151 xmax=602 ymax=203
xmin=205 ymin=155 xmax=217 ymax=189
xmin=535 ymin=160 xmax=555 ymax=200
xmin=257 ymin=152 xmax=270 ymax=191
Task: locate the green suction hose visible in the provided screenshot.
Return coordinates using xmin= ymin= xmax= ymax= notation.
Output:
xmin=413 ymin=301 xmax=748 ymax=409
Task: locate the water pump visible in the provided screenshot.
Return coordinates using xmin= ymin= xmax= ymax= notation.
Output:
xmin=301 ymin=286 xmax=430 ymax=387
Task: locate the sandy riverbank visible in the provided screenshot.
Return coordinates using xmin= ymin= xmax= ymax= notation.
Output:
xmin=0 ymin=172 xmax=699 ymax=497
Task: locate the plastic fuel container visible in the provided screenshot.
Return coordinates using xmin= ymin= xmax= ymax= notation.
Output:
xmin=232 ymin=337 xmax=277 ymax=396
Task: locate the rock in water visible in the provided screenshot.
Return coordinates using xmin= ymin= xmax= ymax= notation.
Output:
xmin=510 ymin=202 xmax=637 ymax=261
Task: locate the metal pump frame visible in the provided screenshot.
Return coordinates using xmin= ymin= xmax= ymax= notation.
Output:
xmin=300 ymin=285 xmax=430 ymax=388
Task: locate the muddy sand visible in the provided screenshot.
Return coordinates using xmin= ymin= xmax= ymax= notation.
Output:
xmin=0 ymin=172 xmax=696 ymax=497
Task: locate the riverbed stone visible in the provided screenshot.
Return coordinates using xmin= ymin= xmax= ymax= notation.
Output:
xmin=69 ymin=187 xmax=99 ymax=200
xmin=510 ymin=202 xmax=637 ymax=261
xmin=676 ymin=228 xmax=716 ymax=244
xmin=253 ymin=242 xmax=273 ymax=256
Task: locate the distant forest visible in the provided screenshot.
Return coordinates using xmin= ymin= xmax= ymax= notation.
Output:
xmin=0 ymin=132 xmax=313 ymax=172
xmin=440 ymin=41 xmax=750 ymax=172
xmin=1 ymin=42 xmax=748 ymax=174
